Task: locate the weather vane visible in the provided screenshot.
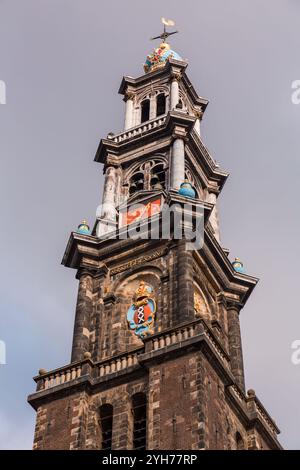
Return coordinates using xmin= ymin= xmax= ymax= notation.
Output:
xmin=151 ymin=17 xmax=178 ymax=43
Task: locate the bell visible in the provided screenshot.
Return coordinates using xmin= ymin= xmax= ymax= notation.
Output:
xmin=129 ymin=182 xmax=137 ymax=194
xmin=151 ymin=175 xmax=159 ymax=185
xmin=153 ymin=181 xmax=163 ymax=190
xmin=137 ymin=179 xmax=144 ymax=190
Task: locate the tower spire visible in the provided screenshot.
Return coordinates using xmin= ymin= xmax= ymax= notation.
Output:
xmin=28 ymin=25 xmax=282 ymax=452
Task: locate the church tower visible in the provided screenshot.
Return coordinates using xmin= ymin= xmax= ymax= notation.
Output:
xmin=28 ymin=27 xmax=281 ymax=450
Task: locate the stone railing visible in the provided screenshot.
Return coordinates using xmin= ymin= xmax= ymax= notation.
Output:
xmin=147 ymin=318 xmax=229 ymax=367
xmin=151 ymin=323 xmax=197 ymax=350
xmin=229 ymin=385 xmax=279 ymax=436
xmin=110 ymin=115 xmax=167 ymax=143
xmin=35 ymin=348 xmax=143 ymax=392
xmin=37 ymin=363 xmax=83 ymax=391
xmin=96 ymin=348 xmax=142 ymax=378
xmin=202 ymin=326 xmax=230 ymax=365
xmin=230 ymin=384 xmax=247 ymax=404
xmin=254 ymin=398 xmax=279 ymax=435
xmin=34 ymin=319 xmax=229 ymax=392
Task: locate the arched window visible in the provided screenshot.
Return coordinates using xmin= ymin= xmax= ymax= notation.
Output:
xmin=156 ymin=93 xmax=166 ymax=116
xmin=141 ymin=99 xmax=150 ymax=123
xmin=99 ymin=404 xmax=113 ymax=450
xmin=236 ymin=432 xmax=245 ymax=450
xmin=150 ymin=163 xmax=165 ymax=190
xmin=132 ymin=393 xmax=147 ymax=450
xmin=129 ymin=171 xmax=144 ymax=195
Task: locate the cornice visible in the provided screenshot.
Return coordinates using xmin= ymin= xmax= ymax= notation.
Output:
xmin=94 ymin=111 xmax=196 ymax=164
xmin=118 ymin=59 xmax=208 ymax=111
xmin=193 ymin=230 xmax=259 ymax=307
xmin=118 ymin=59 xmax=188 ymax=94
xmin=62 ymin=195 xmax=213 ymax=272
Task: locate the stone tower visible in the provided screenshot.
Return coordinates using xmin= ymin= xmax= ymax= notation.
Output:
xmin=28 ymin=34 xmax=281 ymax=450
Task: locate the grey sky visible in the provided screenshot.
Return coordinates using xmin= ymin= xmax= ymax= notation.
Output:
xmin=0 ymin=0 xmax=299 ymax=449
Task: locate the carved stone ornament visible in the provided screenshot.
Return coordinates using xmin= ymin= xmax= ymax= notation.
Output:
xmin=127 ymin=281 xmax=156 ymax=338
xmin=194 ymin=291 xmax=202 ymax=317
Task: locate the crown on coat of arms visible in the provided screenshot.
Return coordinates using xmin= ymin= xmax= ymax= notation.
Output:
xmin=133 ymin=281 xmax=153 ymax=305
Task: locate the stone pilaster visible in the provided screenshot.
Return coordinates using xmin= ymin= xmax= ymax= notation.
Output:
xmin=92 ymin=264 xmax=109 ymax=361
xmin=111 ymin=392 xmax=133 ymax=450
xmin=71 ymin=269 xmax=94 ymax=363
xmin=191 ymin=354 xmax=207 ymax=449
xmin=177 ymin=241 xmax=195 ymax=324
xmin=69 ymin=392 xmax=89 ymax=449
xmin=32 ymin=406 xmax=47 ymax=449
xmin=227 ymin=302 xmax=245 ymax=392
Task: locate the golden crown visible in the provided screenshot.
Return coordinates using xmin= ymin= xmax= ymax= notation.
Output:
xmin=134 ymin=280 xmax=152 ymax=302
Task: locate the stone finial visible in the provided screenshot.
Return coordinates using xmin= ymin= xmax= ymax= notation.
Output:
xmin=83 ymin=351 xmax=91 ymax=359
xmin=247 ymin=389 xmax=256 ymax=398
xmin=38 ymin=368 xmax=47 ymax=375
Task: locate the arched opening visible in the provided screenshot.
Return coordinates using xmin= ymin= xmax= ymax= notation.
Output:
xmin=129 ymin=171 xmax=144 ymax=195
xmin=99 ymin=404 xmax=113 ymax=450
xmin=132 ymin=392 xmax=147 ymax=450
xmin=236 ymin=431 xmax=245 ymax=450
xmin=141 ymin=99 xmax=150 ymax=123
xmin=150 ymin=163 xmax=165 ymax=190
xmin=156 ymin=93 xmax=166 ymax=116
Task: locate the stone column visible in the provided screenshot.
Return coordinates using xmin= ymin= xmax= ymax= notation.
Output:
xmin=149 ymin=93 xmax=157 ymax=120
xmin=102 ymin=166 xmax=116 ymax=215
xmin=227 ymin=302 xmax=245 ymax=392
xmin=170 ymin=74 xmax=180 ymax=110
xmin=171 ymin=138 xmax=185 ymax=190
xmin=71 ymin=270 xmax=94 ymax=363
xmin=124 ymin=92 xmax=134 ymax=130
xmin=97 ymin=166 xmax=117 ymax=237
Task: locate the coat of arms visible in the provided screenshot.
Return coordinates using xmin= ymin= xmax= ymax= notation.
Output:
xmin=127 ymin=281 xmax=156 ymax=338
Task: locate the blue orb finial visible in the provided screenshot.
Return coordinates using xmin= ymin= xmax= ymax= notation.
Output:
xmin=77 ymin=220 xmax=90 ymax=235
xmin=178 ymin=181 xmax=196 ymax=198
xmin=232 ymin=257 xmax=245 ymax=274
